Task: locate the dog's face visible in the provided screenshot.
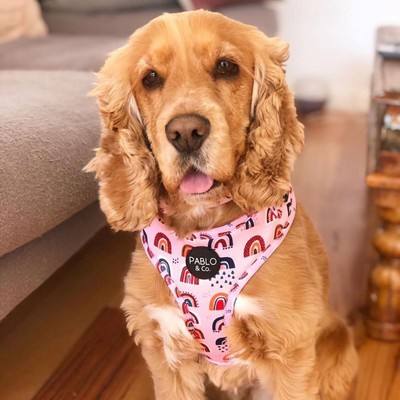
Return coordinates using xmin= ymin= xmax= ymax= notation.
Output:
xmin=87 ymin=11 xmax=304 ymax=232
xmin=134 ymin=20 xmax=254 ymax=199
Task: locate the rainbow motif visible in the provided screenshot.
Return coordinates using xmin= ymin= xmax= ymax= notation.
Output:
xmin=237 ymin=217 xmax=256 ymax=231
xmin=220 ymin=257 xmax=235 ymax=270
xmin=238 ymin=271 xmax=248 ymax=280
xmin=147 ymin=246 xmax=154 ymax=259
xmin=283 ymin=221 xmax=290 ymax=229
xmin=243 ymin=235 xmax=266 ymax=257
xmin=185 ymin=233 xmax=197 ymax=241
xmin=190 ymin=328 xmax=205 ymax=340
xmin=200 ymin=343 xmax=211 ymax=353
xmin=266 ymin=207 xmax=282 ymax=223
xmin=208 ymin=233 xmax=233 ymax=250
xmin=154 ymin=232 xmax=172 ymax=254
xmin=142 ymin=229 xmax=148 ymax=244
xmin=274 ymin=225 xmax=284 ymax=239
xmin=189 ymin=310 xmax=200 ymax=324
xmin=200 ymin=232 xmax=212 ymax=241
xmin=181 ymin=292 xmax=199 ymax=307
xmin=235 ymin=222 xmax=245 ymax=230
xmin=180 ymin=267 xmax=200 ymax=285
xmin=156 ymin=258 xmax=171 ymax=276
xmin=286 ymin=198 xmax=292 ymax=216
xmin=245 ymin=218 xmax=255 ymax=229
xmin=181 ymin=244 xmax=193 ymax=257
xmin=209 ymin=293 xmax=228 ymax=310
xmin=182 ymin=302 xmax=189 ymax=315
xmin=185 ymin=319 xmax=195 ymax=330
xmin=164 ymin=275 xmax=173 ymax=286
xmin=212 ymin=316 xmax=225 ymax=332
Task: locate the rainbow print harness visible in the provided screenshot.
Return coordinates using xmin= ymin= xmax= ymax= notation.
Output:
xmin=140 ymin=189 xmax=296 ymax=365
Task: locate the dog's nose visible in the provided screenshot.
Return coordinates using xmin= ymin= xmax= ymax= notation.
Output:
xmin=165 ymin=115 xmax=210 ymax=153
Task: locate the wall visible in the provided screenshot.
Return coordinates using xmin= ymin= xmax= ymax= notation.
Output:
xmin=268 ymin=0 xmax=400 ymax=111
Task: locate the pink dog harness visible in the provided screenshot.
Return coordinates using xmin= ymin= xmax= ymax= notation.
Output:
xmin=140 ymin=189 xmax=296 ymax=365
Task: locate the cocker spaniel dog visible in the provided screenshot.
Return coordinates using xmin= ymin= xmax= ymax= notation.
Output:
xmin=86 ymin=10 xmax=358 ymax=400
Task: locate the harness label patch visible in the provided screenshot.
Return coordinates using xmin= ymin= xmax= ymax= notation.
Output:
xmin=186 ymin=247 xmax=220 ymax=280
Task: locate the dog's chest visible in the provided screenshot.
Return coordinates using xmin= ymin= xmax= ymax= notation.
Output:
xmin=140 ymin=190 xmax=296 ymax=365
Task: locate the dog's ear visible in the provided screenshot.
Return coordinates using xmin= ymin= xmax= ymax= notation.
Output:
xmin=85 ymin=44 xmax=158 ymax=231
xmin=231 ymin=35 xmax=304 ymax=211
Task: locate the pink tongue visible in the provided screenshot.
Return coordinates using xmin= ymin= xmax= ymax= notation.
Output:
xmin=180 ymin=169 xmax=214 ymax=194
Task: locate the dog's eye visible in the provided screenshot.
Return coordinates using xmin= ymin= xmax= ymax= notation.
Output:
xmin=215 ymin=59 xmax=239 ymax=78
xmin=143 ymin=71 xmax=163 ymax=90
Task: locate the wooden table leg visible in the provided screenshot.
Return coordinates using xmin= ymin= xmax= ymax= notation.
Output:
xmin=365 ymin=175 xmax=400 ymax=341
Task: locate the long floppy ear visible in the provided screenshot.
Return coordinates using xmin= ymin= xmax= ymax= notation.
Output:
xmin=231 ymin=36 xmax=304 ymax=211
xmin=85 ymin=44 xmax=158 ymax=231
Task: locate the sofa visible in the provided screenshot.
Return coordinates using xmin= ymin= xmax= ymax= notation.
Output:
xmin=0 ymin=1 xmax=277 ymax=320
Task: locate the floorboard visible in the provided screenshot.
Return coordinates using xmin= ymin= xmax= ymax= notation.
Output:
xmin=0 ymin=229 xmax=136 ymax=400
xmin=31 ymin=309 xmax=154 ymax=400
xmin=31 ymin=308 xmax=400 ymax=400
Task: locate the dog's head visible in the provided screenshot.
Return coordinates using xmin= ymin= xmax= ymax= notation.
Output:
xmin=86 ymin=11 xmax=304 ymax=232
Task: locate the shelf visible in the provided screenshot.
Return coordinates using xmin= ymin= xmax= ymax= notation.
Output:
xmin=366 ymin=172 xmax=400 ymax=189
xmin=374 ymin=92 xmax=400 ymax=106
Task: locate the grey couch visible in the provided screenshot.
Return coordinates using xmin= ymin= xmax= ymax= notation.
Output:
xmin=0 ymin=2 xmax=277 ymax=320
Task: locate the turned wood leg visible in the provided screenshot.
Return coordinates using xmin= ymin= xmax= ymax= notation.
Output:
xmin=367 ymin=206 xmax=400 ymax=340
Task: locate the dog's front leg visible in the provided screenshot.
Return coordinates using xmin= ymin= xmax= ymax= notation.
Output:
xmin=136 ymin=304 xmax=207 ymax=400
xmin=256 ymin=344 xmax=320 ymax=400
xmin=141 ymin=342 xmax=207 ymax=400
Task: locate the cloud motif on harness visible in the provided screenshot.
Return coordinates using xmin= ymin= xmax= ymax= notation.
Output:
xmin=215 ymin=337 xmax=229 ymax=354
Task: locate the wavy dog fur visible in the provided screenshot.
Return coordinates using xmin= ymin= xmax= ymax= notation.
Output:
xmin=87 ymin=10 xmax=358 ymax=400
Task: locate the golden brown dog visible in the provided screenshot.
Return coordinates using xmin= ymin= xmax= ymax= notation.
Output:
xmin=86 ymin=10 xmax=358 ymax=400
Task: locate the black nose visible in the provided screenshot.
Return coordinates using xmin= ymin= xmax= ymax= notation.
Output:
xmin=165 ymin=114 xmax=210 ymax=153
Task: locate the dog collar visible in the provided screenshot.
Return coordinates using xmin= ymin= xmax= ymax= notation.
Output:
xmin=159 ymin=194 xmax=233 ymax=215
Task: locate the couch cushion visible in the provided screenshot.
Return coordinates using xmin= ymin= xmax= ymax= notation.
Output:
xmin=42 ymin=4 xmax=276 ymax=38
xmin=41 ymin=0 xmax=178 ymax=12
xmin=43 ymin=6 xmax=182 ymax=36
xmin=0 ymin=70 xmax=101 ymax=257
xmin=0 ymin=35 xmax=126 ymax=71
xmin=0 ymin=202 xmax=106 ymax=320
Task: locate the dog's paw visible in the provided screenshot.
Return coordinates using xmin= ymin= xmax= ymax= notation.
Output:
xmin=145 ymin=304 xmax=201 ymax=369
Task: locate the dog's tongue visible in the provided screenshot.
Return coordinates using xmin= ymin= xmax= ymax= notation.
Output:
xmin=180 ymin=169 xmax=214 ymax=194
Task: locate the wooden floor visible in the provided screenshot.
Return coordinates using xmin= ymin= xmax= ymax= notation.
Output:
xmin=293 ymin=112 xmax=372 ymax=317
xmin=0 ymin=228 xmax=136 ymax=400
xmin=0 ymin=111 xmax=396 ymax=400
xmin=31 ymin=309 xmax=154 ymax=400
xmin=27 ymin=308 xmax=400 ymax=400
